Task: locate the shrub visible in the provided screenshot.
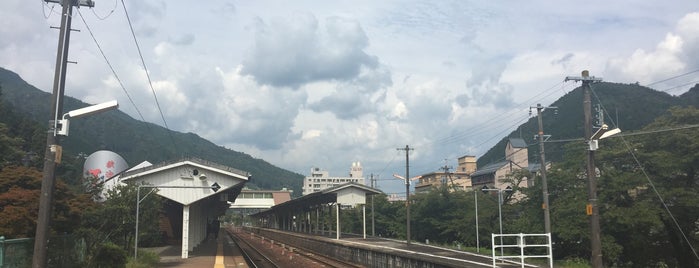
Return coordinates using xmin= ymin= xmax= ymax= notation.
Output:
xmin=126 ymin=250 xmax=160 ymax=268
xmin=92 ymin=243 xmax=127 ymax=268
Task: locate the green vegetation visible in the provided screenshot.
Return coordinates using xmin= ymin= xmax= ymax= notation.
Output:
xmin=364 ymin=106 xmax=699 ymax=267
xmin=478 ymin=82 xmax=697 ymax=167
xmin=126 ymin=250 xmax=160 ymax=268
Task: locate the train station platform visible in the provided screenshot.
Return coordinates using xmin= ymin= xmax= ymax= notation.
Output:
xmin=151 ymin=231 xmax=248 ymax=268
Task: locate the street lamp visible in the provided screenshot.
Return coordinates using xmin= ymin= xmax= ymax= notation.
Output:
xmin=56 ymin=100 xmax=119 ymax=136
xmin=33 ymin=100 xmax=118 ymax=267
xmin=481 ymin=185 xmax=512 ymax=258
xmin=393 ymin=173 xmax=421 ymax=245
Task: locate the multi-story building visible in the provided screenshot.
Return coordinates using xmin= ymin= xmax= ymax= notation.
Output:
xmin=414 ymin=155 xmax=477 ymax=193
xmin=302 ymin=162 xmax=365 ymax=195
xmin=471 ymin=137 xmax=533 ymax=191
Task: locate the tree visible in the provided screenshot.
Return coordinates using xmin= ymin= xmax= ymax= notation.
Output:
xmin=75 ymin=183 xmax=162 ymax=266
xmin=0 ymin=165 xmax=90 ymax=239
xmin=0 ymin=123 xmax=24 ymax=169
xmin=597 ymin=106 xmax=699 ymax=267
xmin=370 ymin=194 xmax=404 ymax=238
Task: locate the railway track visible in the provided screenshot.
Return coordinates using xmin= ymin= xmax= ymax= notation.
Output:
xmin=225 ymin=226 xmax=363 ymax=268
xmin=227 ymin=228 xmax=280 ymax=268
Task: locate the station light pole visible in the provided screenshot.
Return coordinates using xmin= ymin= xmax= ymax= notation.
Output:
xmin=481 ymin=185 xmax=512 ymax=257
xmin=393 ymin=172 xmax=421 ymax=246
xmin=396 ymin=145 xmax=414 ymax=245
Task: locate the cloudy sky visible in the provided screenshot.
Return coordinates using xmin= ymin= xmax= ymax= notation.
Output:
xmin=2 ymin=1 xmax=698 ymax=194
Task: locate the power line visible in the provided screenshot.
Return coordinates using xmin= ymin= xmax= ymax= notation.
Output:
xmin=616 ymin=125 xmax=699 ymax=261
xmin=39 ymin=0 xmax=56 ymax=19
xmin=91 ymin=0 xmax=117 ymax=20
xmin=407 ymin=81 xmax=573 ymax=176
xmin=646 ymin=68 xmax=699 ymax=86
xmin=658 ymin=80 xmax=699 ymax=94
xmin=589 ymin=82 xmax=699 ymax=261
xmin=76 ymin=8 xmax=148 ymax=124
xmin=119 ymin=0 xmax=179 ymax=151
xmin=432 ymin=81 xmax=568 ymax=147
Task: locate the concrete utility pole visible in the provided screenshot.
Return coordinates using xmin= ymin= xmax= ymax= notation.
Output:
xmin=439 ymin=161 xmax=455 ymax=190
xmin=370 ymin=173 xmax=375 ymax=237
xmin=565 ymin=70 xmax=603 ymax=268
xmin=33 ymin=1 xmax=94 ymax=267
xmin=531 ymin=103 xmax=556 ymax=235
xmin=397 ymin=145 xmax=414 ymax=245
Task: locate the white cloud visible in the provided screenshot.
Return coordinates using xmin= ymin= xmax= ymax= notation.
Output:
xmin=241 ymin=13 xmax=379 ymax=88
xmin=605 ymin=12 xmax=699 ymax=85
xmin=2 ymin=0 xmax=699 ymax=195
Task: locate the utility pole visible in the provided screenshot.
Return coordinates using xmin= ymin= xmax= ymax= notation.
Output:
xmin=565 ymin=70 xmax=603 ymax=268
xmin=397 ymin=145 xmax=414 ymax=245
xmin=33 ymin=1 xmax=94 ymax=267
xmin=531 ymin=103 xmax=555 ymax=235
xmin=370 ymin=173 xmax=375 ymax=236
xmin=439 ymin=161 xmax=455 ymax=190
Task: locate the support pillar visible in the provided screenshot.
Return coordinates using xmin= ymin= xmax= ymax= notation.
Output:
xmin=363 ymin=204 xmax=367 ymax=239
xmin=182 ymin=205 xmax=190 ymax=259
xmin=336 ymin=203 xmax=340 ymax=239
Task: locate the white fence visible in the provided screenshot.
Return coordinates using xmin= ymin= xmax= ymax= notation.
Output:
xmin=491 ymin=233 xmax=552 ymax=268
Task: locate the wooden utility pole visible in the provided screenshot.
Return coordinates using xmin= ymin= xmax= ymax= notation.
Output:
xmin=33 ymin=1 xmax=94 ymax=267
xmin=565 ymin=70 xmax=603 ymax=268
xmin=532 ymin=103 xmax=555 ymax=235
xmin=397 ymin=145 xmax=414 ymax=245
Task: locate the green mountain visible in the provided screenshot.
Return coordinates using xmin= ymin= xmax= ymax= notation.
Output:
xmin=0 ymin=67 xmax=304 ymax=195
xmin=477 ymin=82 xmax=699 ymax=167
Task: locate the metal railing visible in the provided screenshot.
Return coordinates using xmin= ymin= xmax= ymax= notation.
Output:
xmin=1 ymin=235 xmax=85 ymax=268
xmin=491 ymin=233 xmax=552 ymax=268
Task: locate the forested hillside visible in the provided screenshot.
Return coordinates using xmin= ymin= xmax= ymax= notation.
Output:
xmin=477 ymin=82 xmax=699 ymax=167
xmin=0 ymin=67 xmax=303 ymax=194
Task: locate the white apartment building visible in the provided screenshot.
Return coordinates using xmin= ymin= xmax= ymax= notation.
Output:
xmin=302 ymin=162 xmax=365 ymax=195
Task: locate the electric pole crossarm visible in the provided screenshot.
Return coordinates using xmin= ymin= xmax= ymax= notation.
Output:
xmin=46 ymin=0 xmax=95 ymax=7
xmin=564 ymin=76 xmax=602 ymax=82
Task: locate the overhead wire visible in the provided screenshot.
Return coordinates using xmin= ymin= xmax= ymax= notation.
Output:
xmin=409 ymin=66 xmax=699 ymax=184
xmin=589 ymin=82 xmax=699 ymax=260
xmin=658 ymin=80 xmax=699 ymax=94
xmin=40 ymin=0 xmax=56 ymax=19
xmin=431 ymin=81 xmax=567 ymax=147
xmin=646 ymin=68 xmax=699 ymax=87
xmin=412 ymin=81 xmax=571 ymax=175
xmin=411 ymin=114 xmax=531 ymax=176
xmin=378 ymin=79 xmax=573 ymax=186
xmin=91 ymin=0 xmax=118 ymax=20
xmin=380 ymin=65 xmax=695 ymax=192
xmin=119 ymin=0 xmax=179 ymax=151
xmin=76 ymin=8 xmax=149 ymax=125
